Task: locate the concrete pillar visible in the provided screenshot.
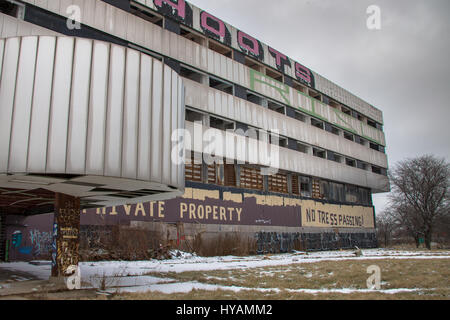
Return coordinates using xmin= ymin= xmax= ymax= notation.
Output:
xmin=51 ymin=193 xmax=81 ymax=279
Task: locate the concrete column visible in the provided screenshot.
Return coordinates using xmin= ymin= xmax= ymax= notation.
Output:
xmin=51 ymin=193 xmax=81 ymax=279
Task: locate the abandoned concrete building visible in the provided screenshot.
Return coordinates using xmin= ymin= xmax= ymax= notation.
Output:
xmin=0 ymin=0 xmax=389 ymax=269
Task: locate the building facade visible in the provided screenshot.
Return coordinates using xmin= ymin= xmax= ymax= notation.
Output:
xmin=0 ymin=0 xmax=389 ymax=260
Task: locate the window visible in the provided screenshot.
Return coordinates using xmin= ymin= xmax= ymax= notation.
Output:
xmin=266 ymin=68 xmax=283 ymax=82
xmin=268 ymin=100 xmax=285 ymax=115
xmin=357 ymin=161 xmax=368 ymax=171
xmin=370 ymin=142 xmax=380 ymax=151
xmin=130 ymin=5 xmax=163 ymax=27
xmin=311 ymin=118 xmax=324 ymax=130
xmin=292 ymin=175 xmax=300 ymax=195
xmin=209 ymin=76 xmax=233 ymax=94
xmin=300 ymin=176 xmax=312 ymax=197
xmin=312 ymin=178 xmax=321 ymax=199
xmin=331 ymin=153 xmax=343 ymax=163
xmin=346 ymin=158 xmax=356 ymax=167
xmin=180 ymin=65 xmax=207 ymax=84
xmin=313 ymin=148 xmax=326 ymax=159
xmin=180 ymin=27 xmax=205 ymax=45
xmin=343 ymin=131 xmax=354 ymax=142
xmin=244 ymin=57 xmax=263 ymax=72
xmin=223 ymin=164 xmax=236 ymax=187
xmin=246 ymin=91 xmax=267 ymax=107
xmin=308 ymin=90 xmax=322 ymax=101
xmin=210 ymin=116 xmax=235 ymax=131
xmin=292 ymin=81 xmax=307 ymax=94
xmin=329 ymin=182 xmax=345 ymax=202
xmin=269 ymin=135 xmax=287 ymax=148
xmin=268 ymin=173 xmax=288 ymax=194
xmin=239 ymin=166 xmax=264 ymax=190
xmin=319 ymin=180 xmax=329 ymax=200
xmin=185 ymin=108 xmax=204 ymax=122
xmin=371 ymin=166 xmax=382 ymax=175
xmin=329 ymin=100 xmax=340 ymax=110
xmin=367 ymin=119 xmax=377 ymax=129
xmin=297 ymin=142 xmax=310 ymax=154
xmin=330 ymin=126 xmax=340 ymax=136
xmin=209 ymin=40 xmax=232 ymax=58
xmin=185 ymin=152 xmax=202 ymax=182
xmin=345 ymin=185 xmax=360 ymax=204
xmin=341 ymin=106 xmax=352 ymax=116
xmin=294 ymin=111 xmax=307 ymax=122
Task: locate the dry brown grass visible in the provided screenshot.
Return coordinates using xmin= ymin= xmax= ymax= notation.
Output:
xmin=112 ymin=258 xmax=449 ymax=300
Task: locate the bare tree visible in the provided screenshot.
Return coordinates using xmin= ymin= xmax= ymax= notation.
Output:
xmin=376 ymin=210 xmax=396 ymax=247
xmin=388 ymin=155 xmax=449 ymax=249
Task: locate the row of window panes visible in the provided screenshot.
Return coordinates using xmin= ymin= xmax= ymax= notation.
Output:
xmin=185 ymin=107 xmax=387 ymax=176
xmin=185 ymin=152 xmax=372 ymax=206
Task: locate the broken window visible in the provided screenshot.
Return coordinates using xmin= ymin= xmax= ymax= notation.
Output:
xmin=329 ymin=182 xmax=345 ymax=202
xmin=292 ymin=81 xmax=307 ymax=94
xmin=210 ymin=116 xmax=235 ymax=131
xmin=371 ymin=166 xmax=382 ymax=175
xmin=185 ymin=151 xmax=202 ymax=182
xmin=367 ymin=119 xmax=377 ymax=129
xmin=180 ymin=27 xmax=205 ymax=45
xmin=266 ymin=68 xmax=283 ymax=82
xmin=268 ymin=100 xmax=285 ymax=115
xmin=345 ymin=158 xmax=356 ymax=167
xmin=311 ymin=118 xmax=324 ymax=130
xmin=208 ymin=40 xmax=232 ymax=58
xmin=297 ymin=142 xmax=310 ymax=154
xmin=343 ymin=131 xmax=354 ymax=142
xmin=313 ymin=148 xmax=326 ymax=159
xmin=185 ymin=107 xmax=204 ymax=123
xmin=180 ymin=65 xmax=207 ymax=84
xmin=294 ymin=111 xmax=307 ymax=122
xmin=300 ymin=176 xmax=312 ymax=197
xmin=244 ymin=57 xmax=263 ymax=73
xmin=246 ymin=91 xmax=267 ymax=107
xmin=131 ymin=5 xmax=163 ymax=27
xmin=209 ymin=76 xmax=233 ymax=94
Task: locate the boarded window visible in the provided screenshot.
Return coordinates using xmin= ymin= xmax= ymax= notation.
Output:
xmin=207 ymin=163 xmax=218 ymax=184
xmin=292 ymin=175 xmax=300 ymax=195
xmin=268 ymin=173 xmax=288 ymax=194
xmin=300 ymin=176 xmax=311 ymax=197
xmin=185 ymin=152 xmax=202 ymax=182
xmin=224 ymin=164 xmax=236 ymax=187
xmin=240 ymin=166 xmax=264 ymax=190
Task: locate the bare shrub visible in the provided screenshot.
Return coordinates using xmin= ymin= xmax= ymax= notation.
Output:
xmin=193 ymin=233 xmax=257 ymax=257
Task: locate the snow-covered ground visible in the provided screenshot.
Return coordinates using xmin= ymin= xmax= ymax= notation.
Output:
xmin=0 ymin=248 xmax=449 ymax=295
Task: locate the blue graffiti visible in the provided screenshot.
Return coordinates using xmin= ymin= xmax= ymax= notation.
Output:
xmin=12 ymin=231 xmax=22 ymax=248
xmin=18 ymin=247 xmax=32 ymax=255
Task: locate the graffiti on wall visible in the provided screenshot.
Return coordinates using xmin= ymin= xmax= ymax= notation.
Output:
xmin=81 ymin=184 xmax=375 ymax=229
xmin=153 ymin=0 xmax=193 ymax=27
xmin=200 ymin=10 xmax=231 ymax=47
xmin=51 ymin=194 xmax=80 ymax=277
xmin=29 ymin=229 xmax=52 ymax=257
xmin=147 ymin=0 xmax=315 ymax=87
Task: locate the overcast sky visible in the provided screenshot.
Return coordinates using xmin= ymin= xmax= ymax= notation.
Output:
xmin=188 ymin=0 xmax=450 ymax=213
